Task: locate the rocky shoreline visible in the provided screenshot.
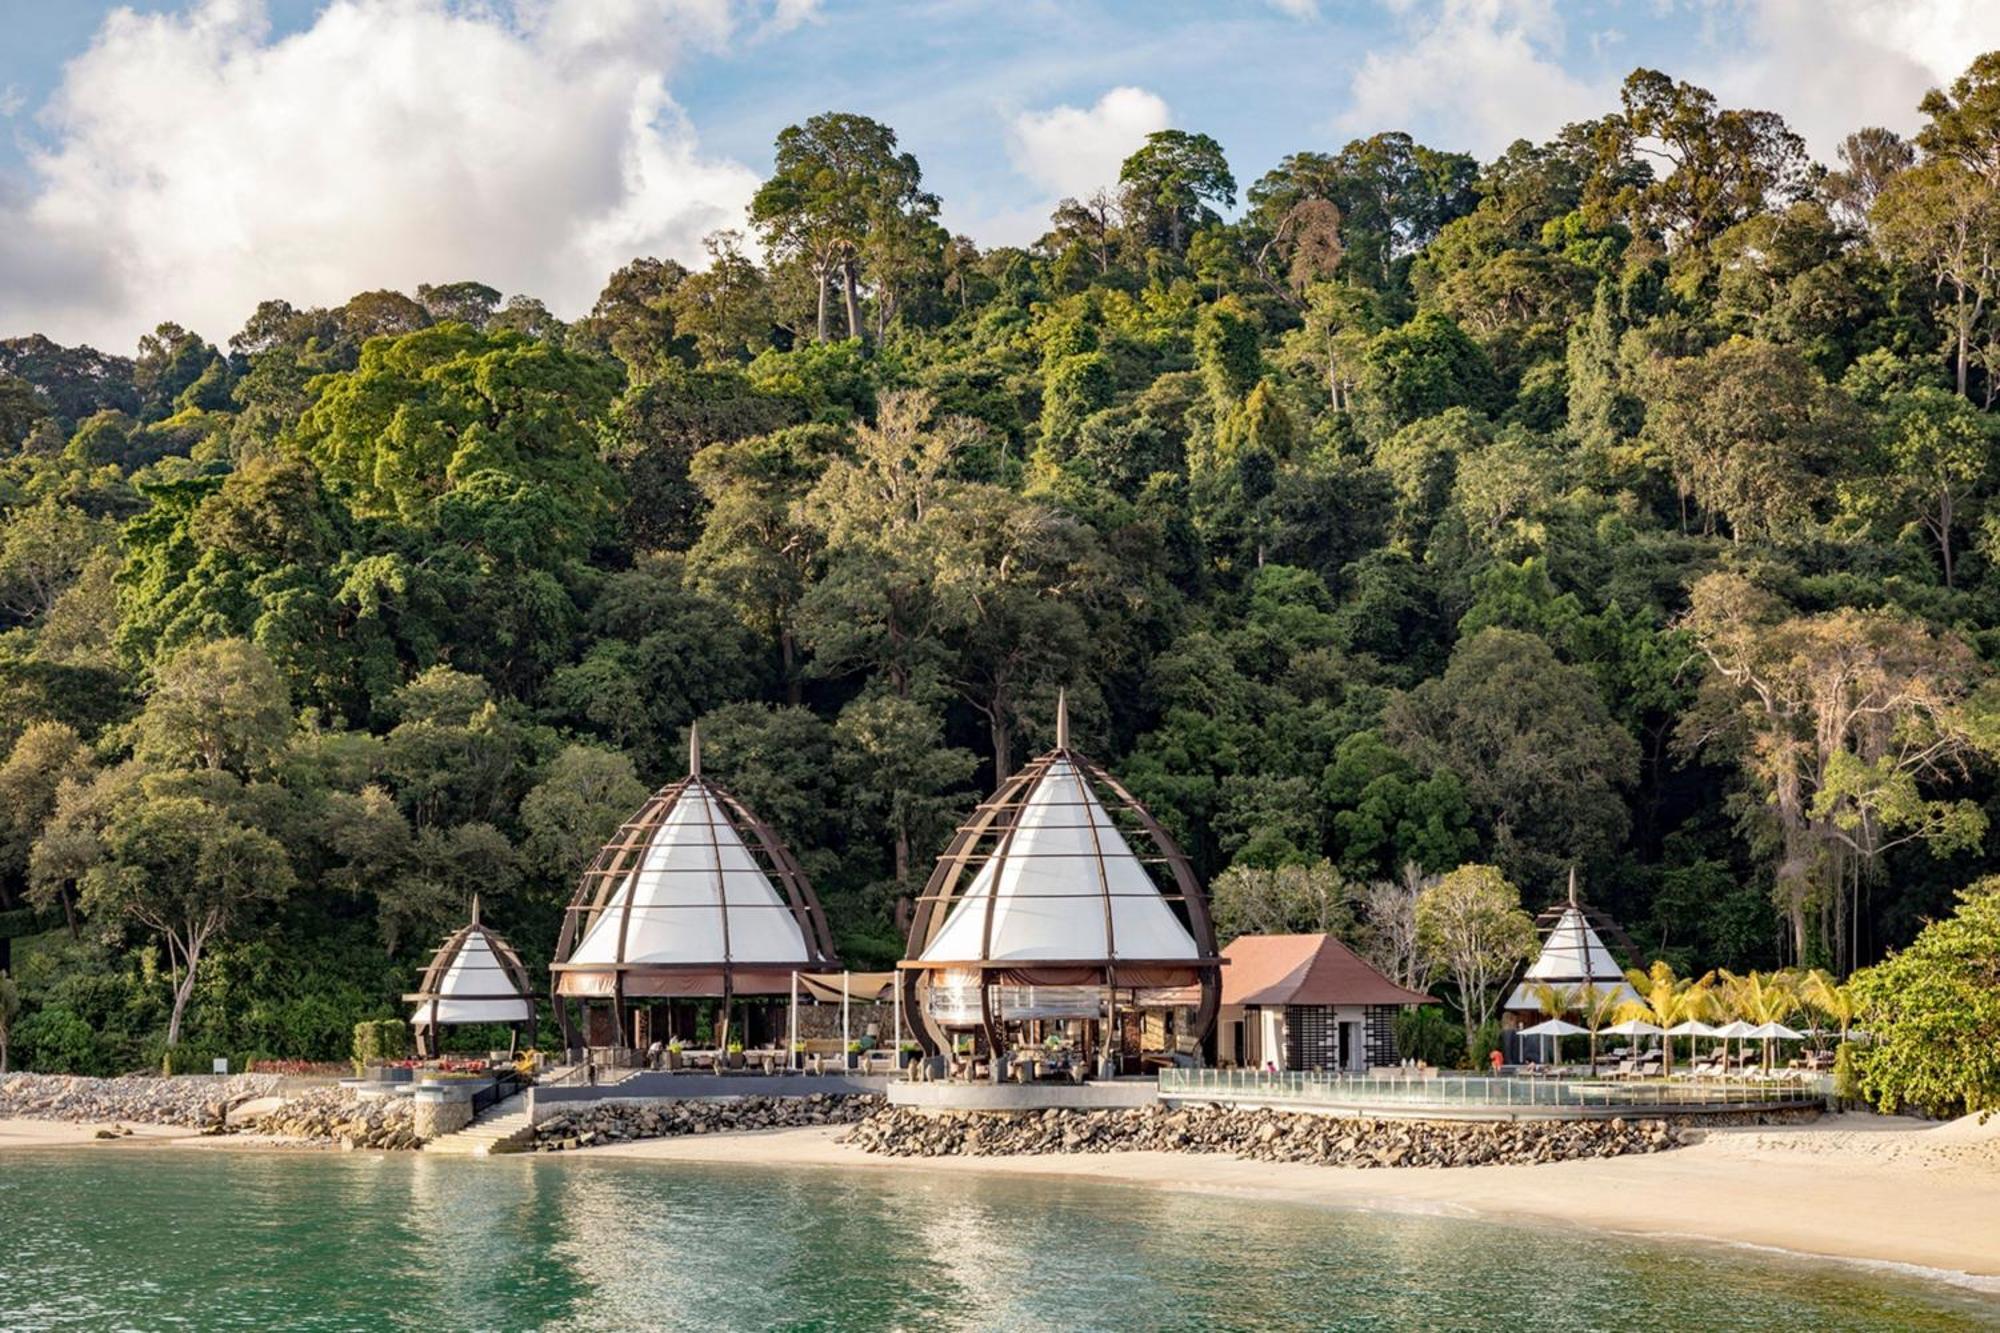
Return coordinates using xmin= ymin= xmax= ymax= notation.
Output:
xmin=0 ymin=1072 xmax=283 ymax=1129
xmin=529 ymin=1093 xmax=879 ymax=1152
xmin=842 ymin=1104 xmax=1687 ymax=1168
xmin=251 ymin=1085 xmax=423 ymax=1150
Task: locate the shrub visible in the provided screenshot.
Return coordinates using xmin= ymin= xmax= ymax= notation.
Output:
xmin=157 ymin=1042 xmax=229 ymax=1075
xmin=1849 ymin=880 xmax=2000 ymax=1118
xmin=16 ymin=1005 xmax=115 ymax=1075
xmin=1393 ymin=1005 xmax=1465 ymax=1068
xmin=352 ymin=1018 xmax=411 ymax=1073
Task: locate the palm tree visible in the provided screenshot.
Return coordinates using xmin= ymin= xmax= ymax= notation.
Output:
xmin=1616 ymin=961 xmax=1714 ymax=1079
xmin=1527 ymin=982 xmax=1576 ymax=1066
xmin=1575 ymin=982 xmax=1625 ymax=1075
xmin=1801 ymin=969 xmax=1857 ymax=1049
xmin=1719 ymin=969 xmax=1798 ymax=1071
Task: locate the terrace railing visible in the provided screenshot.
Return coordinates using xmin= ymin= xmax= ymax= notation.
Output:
xmin=1157 ymin=1068 xmax=1824 ymax=1113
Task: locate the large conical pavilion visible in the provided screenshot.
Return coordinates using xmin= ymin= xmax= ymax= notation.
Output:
xmin=900 ymin=692 xmax=1221 ymax=1067
xmin=1504 ymin=868 xmax=1640 ymax=1016
xmin=405 ymin=897 xmax=536 ymax=1057
xmin=550 ymin=726 xmax=836 ymax=1052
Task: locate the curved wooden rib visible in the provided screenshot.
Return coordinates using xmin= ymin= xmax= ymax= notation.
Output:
xmin=552 ymin=775 xmax=837 ymax=1051
xmin=900 ymin=746 xmax=1222 ymax=1059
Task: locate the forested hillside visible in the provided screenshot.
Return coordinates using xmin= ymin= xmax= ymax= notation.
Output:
xmin=4 ymin=59 xmax=2000 ymax=1072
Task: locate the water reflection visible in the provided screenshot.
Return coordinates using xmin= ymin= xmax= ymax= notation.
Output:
xmin=0 ymin=1149 xmax=1993 ymax=1332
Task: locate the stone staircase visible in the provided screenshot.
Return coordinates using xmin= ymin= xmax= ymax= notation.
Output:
xmin=422 ymin=1092 xmax=534 ymax=1156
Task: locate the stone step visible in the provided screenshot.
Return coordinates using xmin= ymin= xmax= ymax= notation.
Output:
xmin=421 ymin=1093 xmax=534 ymax=1156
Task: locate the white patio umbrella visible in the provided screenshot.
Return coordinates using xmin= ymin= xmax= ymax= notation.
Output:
xmin=1518 ymin=1018 xmax=1588 ymax=1068
xmin=1711 ymin=1019 xmax=1758 ymax=1070
xmin=1666 ymin=1019 xmax=1718 ymax=1071
xmin=1603 ymin=1018 xmax=1664 ymax=1036
xmin=1748 ymin=1021 xmax=1805 ymax=1071
xmin=1602 ymin=1018 xmax=1664 ymax=1062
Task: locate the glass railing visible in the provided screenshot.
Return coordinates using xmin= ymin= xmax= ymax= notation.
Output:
xmin=1156 ymin=1068 xmax=1825 ymax=1109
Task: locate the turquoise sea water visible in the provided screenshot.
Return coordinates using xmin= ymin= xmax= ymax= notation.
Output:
xmin=0 ymin=1148 xmax=1995 ymax=1331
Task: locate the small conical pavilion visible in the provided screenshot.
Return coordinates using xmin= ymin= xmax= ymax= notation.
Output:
xmin=405 ymin=897 xmax=536 ymax=1057
xmin=1504 ymin=868 xmax=1640 ymax=1015
xmin=550 ymin=725 xmax=836 ymax=1052
xmin=900 ymin=692 xmax=1222 ymax=1065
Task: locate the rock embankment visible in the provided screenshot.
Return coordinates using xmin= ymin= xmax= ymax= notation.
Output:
xmin=843 ymin=1104 xmax=1681 ymax=1168
xmin=252 ymin=1086 xmax=423 ymax=1150
xmin=530 ymin=1093 xmax=879 ymax=1152
xmin=0 ymin=1073 xmax=283 ymax=1129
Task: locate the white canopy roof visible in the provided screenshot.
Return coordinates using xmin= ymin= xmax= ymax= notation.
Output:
xmin=407 ymin=900 xmax=534 ymax=1028
xmin=919 ymin=756 xmax=1201 ymax=965
xmin=1504 ymin=888 xmax=1638 ymax=1011
xmin=568 ymin=778 xmax=812 ymax=969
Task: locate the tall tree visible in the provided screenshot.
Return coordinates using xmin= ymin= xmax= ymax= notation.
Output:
xmin=1874 ymin=158 xmax=2000 ymax=399
xmin=76 ymin=785 xmax=294 ymax=1047
xmin=1606 ymin=69 xmax=1811 ymax=246
xmin=689 ymin=424 xmax=843 ymax=703
xmin=1386 ymin=627 xmax=1640 ymax=887
xmin=1416 ymin=863 xmax=1537 ymax=1044
xmin=1680 ymin=573 xmax=1994 ymax=965
xmin=751 ymin=113 xmax=938 ymax=342
xmin=1119 ymin=130 xmax=1237 ymax=257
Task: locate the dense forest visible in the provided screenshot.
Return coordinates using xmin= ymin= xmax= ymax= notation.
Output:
xmin=3 ymin=56 xmax=2000 ymax=1075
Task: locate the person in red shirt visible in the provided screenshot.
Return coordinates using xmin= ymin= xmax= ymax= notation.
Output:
xmin=1488 ymin=1047 xmax=1504 ymax=1073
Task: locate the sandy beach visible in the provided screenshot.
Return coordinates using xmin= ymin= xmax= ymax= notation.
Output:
xmin=568 ymin=1112 xmax=2000 ymax=1287
xmin=6 ymin=1106 xmax=1997 ymax=1290
xmin=0 ymin=1118 xmax=200 ymax=1150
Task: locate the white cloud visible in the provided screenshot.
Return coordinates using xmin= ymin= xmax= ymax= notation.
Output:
xmin=1692 ymin=0 xmax=2000 ymax=163
xmin=1339 ymin=0 xmax=1608 ymax=155
xmin=0 ymin=0 xmax=764 ymax=350
xmin=1006 ymin=86 xmax=1171 ymax=201
xmin=1265 ymin=0 xmax=1321 ymax=17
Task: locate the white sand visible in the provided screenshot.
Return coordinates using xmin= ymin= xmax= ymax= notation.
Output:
xmin=0 ymin=1117 xmax=198 ymax=1149
xmin=571 ymin=1111 xmax=2000 ymax=1283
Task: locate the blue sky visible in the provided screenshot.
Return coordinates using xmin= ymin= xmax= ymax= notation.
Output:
xmin=1 ymin=0 xmax=1992 ymax=349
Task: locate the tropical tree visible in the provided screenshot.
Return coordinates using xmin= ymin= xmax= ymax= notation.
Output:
xmin=1801 ymin=968 xmax=1859 ymax=1048
xmin=1848 ymin=877 xmax=2000 ymax=1117
xmin=1718 ymin=968 xmax=1798 ymax=1070
xmin=131 ymin=639 xmax=293 ymax=778
xmin=1680 ymin=573 xmax=1994 ymax=965
xmin=1525 ymin=981 xmax=1577 ymax=1067
xmin=1210 ymin=859 xmax=1358 ymax=945
xmin=1617 ymin=960 xmax=1715 ymax=1078
xmin=1119 ymin=130 xmax=1236 ymax=256
xmin=75 ymin=786 xmax=295 ymax=1047
xmin=1576 ymin=982 xmax=1626 ymax=1074
xmin=1359 ymin=862 xmax=1436 ymax=992
xmin=750 ymin=112 xmax=938 ymax=342
xmin=1416 ymin=863 xmax=1538 ymax=1045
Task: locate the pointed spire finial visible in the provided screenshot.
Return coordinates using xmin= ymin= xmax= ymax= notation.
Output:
xmin=470 ymin=893 xmax=482 ymax=926
xmin=689 ymin=721 xmax=702 ymax=778
xmin=1567 ymin=864 xmax=1579 ymax=908
xmin=1055 ymin=688 xmax=1069 ymax=751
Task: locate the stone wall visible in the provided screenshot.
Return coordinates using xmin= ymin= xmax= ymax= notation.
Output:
xmin=528 ymin=1093 xmax=879 ymax=1150
xmin=845 ymin=1104 xmax=1685 ymax=1167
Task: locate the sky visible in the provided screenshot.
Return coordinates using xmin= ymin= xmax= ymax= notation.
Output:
xmin=0 ymin=0 xmax=1994 ymax=352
